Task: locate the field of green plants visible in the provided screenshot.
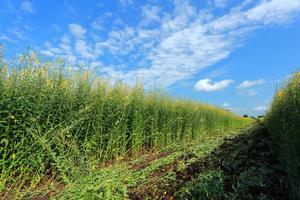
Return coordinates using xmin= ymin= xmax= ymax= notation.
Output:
xmin=265 ymin=72 xmax=300 ymax=199
xmin=0 ymin=54 xmax=251 ymax=199
xmin=0 ymin=53 xmax=299 ymax=200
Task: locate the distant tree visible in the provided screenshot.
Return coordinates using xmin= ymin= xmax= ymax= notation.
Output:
xmin=243 ymin=114 xmax=248 ymax=118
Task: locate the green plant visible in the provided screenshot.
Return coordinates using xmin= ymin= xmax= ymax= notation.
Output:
xmin=265 ymin=71 xmax=300 ymax=199
xmin=176 ymin=170 xmax=227 ymax=200
xmin=0 ymin=52 xmax=250 ymax=197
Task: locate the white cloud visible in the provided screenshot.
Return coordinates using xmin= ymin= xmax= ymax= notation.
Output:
xmin=69 ymin=24 xmax=87 ymax=39
xmin=40 ymin=0 xmax=300 ymax=88
xmin=246 ymin=0 xmax=300 ymax=25
xmin=91 ymin=21 xmax=103 ymax=31
xmin=41 ymin=50 xmax=54 ymax=57
xmin=223 ymin=102 xmax=230 ymax=107
xmin=75 ymin=40 xmax=94 ymax=59
xmin=247 ymin=89 xmax=258 ymax=96
xmin=254 ymin=106 xmax=268 ymax=112
xmin=107 ymin=0 xmax=300 ymax=87
xmin=90 ymin=61 xmax=103 ymax=69
xmin=141 ymin=5 xmax=161 ymax=26
xmin=9 ymin=28 xmax=25 ymax=40
xmin=0 ymin=35 xmax=16 ymax=43
xmin=41 ymin=40 xmax=77 ymax=63
xmin=61 ymin=35 xmax=71 ymax=44
xmin=40 ymin=43 xmax=63 ymax=57
xmin=20 ymin=1 xmax=34 ymax=14
xmin=194 ymin=79 xmax=233 ymax=92
xmin=237 ymin=79 xmax=266 ymax=89
xmin=48 ymin=47 xmax=63 ymax=54
xmin=59 ymin=35 xmax=72 ymax=54
xmin=285 ymin=73 xmax=293 ymax=80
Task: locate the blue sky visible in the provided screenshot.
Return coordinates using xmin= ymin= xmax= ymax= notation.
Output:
xmin=1 ymin=0 xmax=300 ymax=116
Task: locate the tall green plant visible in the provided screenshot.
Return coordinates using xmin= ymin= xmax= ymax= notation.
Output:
xmin=0 ymin=53 xmax=250 ymax=194
xmin=265 ymin=71 xmax=300 ymax=199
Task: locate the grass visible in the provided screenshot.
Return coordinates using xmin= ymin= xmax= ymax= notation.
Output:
xmin=265 ymin=71 xmax=300 ymax=199
xmin=0 ymin=52 xmax=251 ymax=198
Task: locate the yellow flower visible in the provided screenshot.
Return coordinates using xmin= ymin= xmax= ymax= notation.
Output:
xmin=277 ymin=91 xmax=284 ymax=100
xmin=47 ymin=79 xmax=53 ymax=86
xmin=291 ymin=80 xmax=298 ymax=89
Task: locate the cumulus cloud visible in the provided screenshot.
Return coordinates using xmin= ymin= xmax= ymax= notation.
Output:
xmin=59 ymin=35 xmax=72 ymax=53
xmin=254 ymin=106 xmax=268 ymax=112
xmin=69 ymin=24 xmax=87 ymax=39
xmin=246 ymin=0 xmax=300 ymax=24
xmin=194 ymin=79 xmax=233 ymax=92
xmin=20 ymin=1 xmax=34 ymax=13
xmin=75 ymin=40 xmax=94 ymax=59
xmin=237 ymin=79 xmax=266 ymax=89
xmin=140 ymin=5 xmax=161 ymax=26
xmin=223 ymin=102 xmax=230 ymax=107
xmin=40 ymin=50 xmax=54 ymax=57
xmin=91 ymin=19 xmax=103 ymax=31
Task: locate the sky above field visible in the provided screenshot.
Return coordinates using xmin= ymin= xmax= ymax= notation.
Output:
xmin=1 ymin=0 xmax=300 ymax=116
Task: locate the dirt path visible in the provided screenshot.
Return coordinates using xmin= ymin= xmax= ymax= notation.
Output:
xmin=129 ymin=122 xmax=288 ymax=200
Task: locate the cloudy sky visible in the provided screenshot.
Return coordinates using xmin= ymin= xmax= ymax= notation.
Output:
xmin=1 ymin=0 xmax=300 ymax=116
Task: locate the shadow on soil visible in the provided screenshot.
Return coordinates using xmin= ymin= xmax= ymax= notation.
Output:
xmin=129 ymin=122 xmax=288 ymax=200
